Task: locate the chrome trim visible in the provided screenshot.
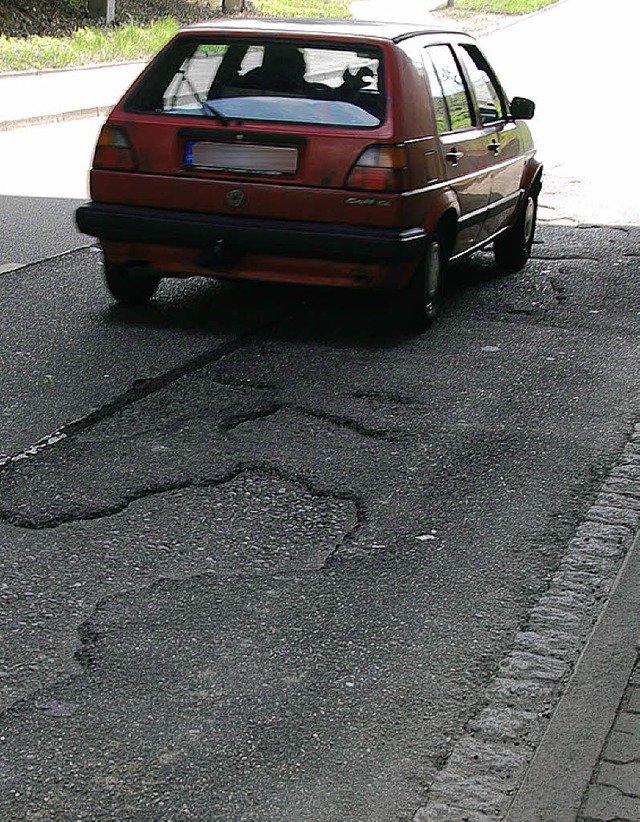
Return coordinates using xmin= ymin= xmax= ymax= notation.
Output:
xmin=487 ymin=188 xmax=523 ymax=214
xmin=458 ymin=203 xmax=488 ymax=227
xmin=450 ymin=230 xmax=501 ymax=261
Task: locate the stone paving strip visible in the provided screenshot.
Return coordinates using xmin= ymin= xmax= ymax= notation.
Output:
xmin=414 ymin=423 xmax=640 ymax=821
xmin=579 ymin=663 xmax=640 ymax=821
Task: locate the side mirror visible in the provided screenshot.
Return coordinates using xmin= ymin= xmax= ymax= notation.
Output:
xmin=510 ymin=96 xmax=535 ymax=120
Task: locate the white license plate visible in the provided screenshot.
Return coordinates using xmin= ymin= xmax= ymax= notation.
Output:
xmin=185 ymin=141 xmax=298 ymax=174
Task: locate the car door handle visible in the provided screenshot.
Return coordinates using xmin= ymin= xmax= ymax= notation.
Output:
xmin=446 ymin=148 xmax=464 ymax=164
xmin=488 ymin=140 xmax=501 ymax=155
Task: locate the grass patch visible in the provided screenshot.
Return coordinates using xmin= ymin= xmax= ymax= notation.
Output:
xmin=259 ymin=0 xmax=351 ymax=15
xmin=0 ymin=17 xmax=179 ymax=71
xmin=448 ymin=0 xmax=557 ymax=12
xmin=0 ymin=0 xmax=352 ymax=72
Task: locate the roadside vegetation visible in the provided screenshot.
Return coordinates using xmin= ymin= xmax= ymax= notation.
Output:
xmin=451 ymin=0 xmax=556 ymax=12
xmin=0 ymin=0 xmax=553 ymax=72
xmin=0 ymin=17 xmax=177 ymax=71
xmin=0 ymin=0 xmax=350 ymax=71
xmin=256 ymin=0 xmax=350 ymax=14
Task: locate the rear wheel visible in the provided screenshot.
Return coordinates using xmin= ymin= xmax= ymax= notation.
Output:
xmin=104 ymin=262 xmax=160 ymax=305
xmin=494 ymin=191 xmax=537 ymax=272
xmin=396 ymin=236 xmax=444 ymax=333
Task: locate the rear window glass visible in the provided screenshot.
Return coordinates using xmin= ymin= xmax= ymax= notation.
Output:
xmin=126 ymin=38 xmax=385 ymax=128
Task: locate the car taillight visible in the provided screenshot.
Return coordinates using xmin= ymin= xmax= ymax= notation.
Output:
xmin=93 ymin=125 xmax=137 ymax=171
xmin=346 ymin=145 xmax=409 ymax=192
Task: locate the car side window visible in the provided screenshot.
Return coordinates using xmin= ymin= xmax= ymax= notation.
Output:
xmin=457 ymin=44 xmax=505 ymax=125
xmin=423 ymin=45 xmax=473 ymax=132
xmin=421 ymin=49 xmax=450 ymax=132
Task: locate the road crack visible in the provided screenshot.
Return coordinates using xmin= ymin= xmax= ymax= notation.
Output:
xmin=0 ymin=464 xmax=366 ymax=717
xmin=0 ymin=313 xmax=291 ymax=475
xmin=534 ymin=255 xmax=599 ymax=263
xmin=0 ymin=463 xmax=368 ymax=540
xmin=549 ymin=277 xmax=569 ymax=302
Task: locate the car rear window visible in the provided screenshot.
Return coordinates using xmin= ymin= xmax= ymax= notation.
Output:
xmin=126 ymin=37 xmax=385 ymax=128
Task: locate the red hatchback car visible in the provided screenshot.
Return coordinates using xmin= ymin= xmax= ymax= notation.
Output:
xmin=76 ymin=18 xmax=541 ymax=330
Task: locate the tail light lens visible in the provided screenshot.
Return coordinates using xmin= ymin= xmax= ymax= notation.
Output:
xmin=346 ymin=145 xmax=409 ymax=192
xmin=93 ymin=125 xmax=137 ymax=171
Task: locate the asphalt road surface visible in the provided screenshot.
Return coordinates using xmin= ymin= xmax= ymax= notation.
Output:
xmin=0 ymin=221 xmax=638 ymax=819
xmin=0 ymin=118 xmax=101 ymax=272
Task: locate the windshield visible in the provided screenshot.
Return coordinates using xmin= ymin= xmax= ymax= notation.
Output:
xmin=126 ymin=38 xmax=385 ymax=128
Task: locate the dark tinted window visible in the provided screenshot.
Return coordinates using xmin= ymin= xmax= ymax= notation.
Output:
xmin=127 ymin=38 xmax=385 ymax=128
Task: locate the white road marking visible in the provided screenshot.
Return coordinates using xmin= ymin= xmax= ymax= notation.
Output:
xmin=0 ymin=263 xmax=24 ymax=275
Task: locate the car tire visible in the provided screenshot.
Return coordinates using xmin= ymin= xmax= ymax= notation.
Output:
xmin=104 ymin=262 xmax=161 ymax=305
xmin=396 ymin=235 xmax=444 ymax=333
xmin=494 ymin=191 xmax=537 ymax=272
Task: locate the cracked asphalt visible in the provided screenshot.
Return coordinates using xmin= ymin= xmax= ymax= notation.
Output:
xmin=0 ymin=222 xmax=638 ymax=820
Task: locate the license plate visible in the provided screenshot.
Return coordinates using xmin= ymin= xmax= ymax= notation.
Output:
xmin=185 ymin=141 xmax=298 ymax=175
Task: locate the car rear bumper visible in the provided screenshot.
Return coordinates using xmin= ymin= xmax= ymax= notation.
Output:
xmin=75 ymin=203 xmax=426 ymax=265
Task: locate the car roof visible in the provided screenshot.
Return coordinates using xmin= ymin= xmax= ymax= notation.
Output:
xmin=181 ymin=17 xmax=468 ymax=42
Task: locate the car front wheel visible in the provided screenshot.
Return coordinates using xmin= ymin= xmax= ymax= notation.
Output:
xmin=104 ymin=262 xmax=161 ymax=305
xmin=494 ymin=192 xmax=537 ymax=272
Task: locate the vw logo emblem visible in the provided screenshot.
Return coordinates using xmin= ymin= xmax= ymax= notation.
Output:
xmin=226 ymin=189 xmax=246 ymax=208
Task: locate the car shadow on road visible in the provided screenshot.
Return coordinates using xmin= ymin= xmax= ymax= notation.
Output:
xmin=100 ymin=223 xmax=630 ymax=348
xmin=101 ymin=254 xmax=516 ymax=349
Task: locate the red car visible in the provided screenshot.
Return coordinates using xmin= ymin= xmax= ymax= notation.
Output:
xmin=76 ymin=18 xmax=541 ymax=330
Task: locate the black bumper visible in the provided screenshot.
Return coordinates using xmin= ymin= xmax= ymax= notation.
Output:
xmin=75 ymin=203 xmax=426 ymax=265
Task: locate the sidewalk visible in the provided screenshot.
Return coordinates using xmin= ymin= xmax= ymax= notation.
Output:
xmin=0 ymin=3 xmax=639 ymax=820
xmin=0 ymin=60 xmax=146 ymax=131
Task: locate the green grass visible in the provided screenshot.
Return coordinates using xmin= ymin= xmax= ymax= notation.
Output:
xmin=259 ymin=0 xmax=351 ymax=15
xmin=448 ymin=0 xmax=556 ymax=13
xmin=0 ymin=17 xmax=179 ymax=71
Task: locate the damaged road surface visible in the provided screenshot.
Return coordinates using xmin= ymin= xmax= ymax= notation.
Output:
xmin=0 ymin=225 xmax=639 ymax=820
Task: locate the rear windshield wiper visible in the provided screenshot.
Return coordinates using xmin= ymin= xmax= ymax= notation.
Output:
xmin=201 ymin=98 xmax=227 ymax=122
xmin=174 ymin=68 xmax=228 ymax=123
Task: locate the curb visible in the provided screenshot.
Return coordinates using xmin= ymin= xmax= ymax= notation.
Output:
xmin=0 ymin=105 xmax=114 ymax=132
xmin=506 ymin=530 xmax=640 ymax=821
xmin=425 ymin=0 xmax=569 ymax=40
xmin=0 ymin=59 xmax=147 ymax=80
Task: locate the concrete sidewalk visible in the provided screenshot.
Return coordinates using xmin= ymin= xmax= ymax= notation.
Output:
xmin=0 ymin=60 xmax=146 ymax=131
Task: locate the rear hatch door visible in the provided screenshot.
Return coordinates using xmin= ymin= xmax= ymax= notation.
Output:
xmin=116 ymin=34 xmax=393 ymax=222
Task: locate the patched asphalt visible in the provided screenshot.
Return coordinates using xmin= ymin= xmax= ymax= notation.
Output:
xmin=0 ymin=225 xmax=638 ymax=819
